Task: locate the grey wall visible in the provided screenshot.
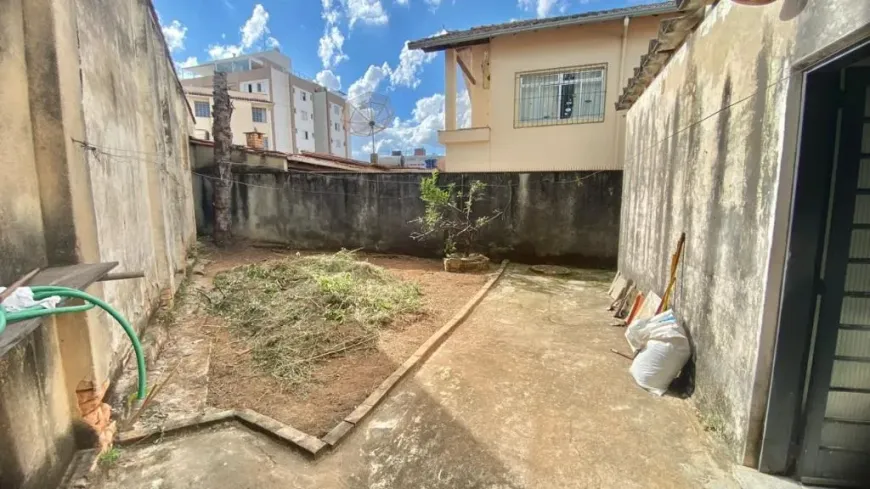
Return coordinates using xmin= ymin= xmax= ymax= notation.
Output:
xmin=194 ymin=171 xmax=622 ymax=266
xmin=618 ymin=0 xmax=870 ymax=466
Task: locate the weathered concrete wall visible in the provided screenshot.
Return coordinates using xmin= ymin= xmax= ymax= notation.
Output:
xmin=194 ymin=171 xmax=622 ymax=266
xmin=75 ymin=0 xmax=196 ymax=375
xmin=0 ymin=0 xmax=48 ymax=284
xmin=0 ymin=321 xmax=76 ymax=489
xmin=619 ymin=0 xmax=870 ymax=464
xmin=0 ymin=0 xmax=195 ymax=487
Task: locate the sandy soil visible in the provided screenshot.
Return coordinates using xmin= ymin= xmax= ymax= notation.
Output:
xmin=198 ymin=246 xmax=489 ymax=436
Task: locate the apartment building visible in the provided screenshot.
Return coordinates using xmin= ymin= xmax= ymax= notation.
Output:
xmin=180 ymin=50 xmax=349 ymax=157
xmin=290 ymin=75 xmax=350 ymax=157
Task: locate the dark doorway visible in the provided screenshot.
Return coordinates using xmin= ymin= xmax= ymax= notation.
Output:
xmin=761 ymin=45 xmax=870 ymax=488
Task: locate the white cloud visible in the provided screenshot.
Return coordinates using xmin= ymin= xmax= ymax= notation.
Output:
xmin=395 ymin=0 xmax=409 ymax=5
xmin=345 ymin=0 xmax=389 ymax=28
xmin=354 ymin=90 xmax=471 ymax=156
xmin=240 ymin=4 xmax=270 ymax=49
xmin=177 ymin=56 xmax=199 ymax=68
xmin=322 ymin=7 xmax=340 ymax=24
xmin=318 ymin=26 xmax=349 ymax=68
xmin=175 ymin=56 xmax=199 ymax=79
xmin=518 ymin=0 xmax=562 ymax=18
xmin=347 ymin=62 xmax=392 ymax=102
xmin=390 ymin=41 xmax=437 ymax=89
xmin=316 ymin=70 xmax=343 ymax=91
xmin=162 ymin=20 xmax=187 ymax=53
xmin=424 ymin=0 xmax=442 ymax=8
xmin=208 ymin=44 xmax=243 ymax=59
xmin=206 ymin=4 xmax=275 ymax=60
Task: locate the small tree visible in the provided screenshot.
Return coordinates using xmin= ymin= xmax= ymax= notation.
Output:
xmin=411 ymin=172 xmax=502 ymax=256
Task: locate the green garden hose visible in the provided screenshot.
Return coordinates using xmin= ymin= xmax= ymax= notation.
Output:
xmin=0 ymin=286 xmax=147 ymax=399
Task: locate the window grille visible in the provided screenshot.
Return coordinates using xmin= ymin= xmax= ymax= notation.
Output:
xmin=514 ymin=64 xmax=606 ymax=127
xmin=194 ymin=101 xmax=210 ymax=118
xmin=252 ymin=107 xmax=267 ymax=123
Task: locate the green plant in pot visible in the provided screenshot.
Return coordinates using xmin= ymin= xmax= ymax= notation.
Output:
xmin=411 ymin=172 xmax=502 ymax=272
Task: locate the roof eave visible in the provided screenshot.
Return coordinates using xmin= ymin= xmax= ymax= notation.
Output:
xmin=407 ymin=3 xmax=679 ymax=52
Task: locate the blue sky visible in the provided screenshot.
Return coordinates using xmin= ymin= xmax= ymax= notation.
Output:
xmin=156 ymin=0 xmax=656 ymax=158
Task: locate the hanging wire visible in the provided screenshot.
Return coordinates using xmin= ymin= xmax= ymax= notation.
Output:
xmin=71 ymin=65 xmax=800 ymax=198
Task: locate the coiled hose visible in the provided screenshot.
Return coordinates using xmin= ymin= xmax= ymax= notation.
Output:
xmin=0 ymin=286 xmax=147 ymax=399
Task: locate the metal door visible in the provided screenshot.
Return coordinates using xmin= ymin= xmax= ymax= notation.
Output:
xmin=799 ymin=68 xmax=870 ymax=486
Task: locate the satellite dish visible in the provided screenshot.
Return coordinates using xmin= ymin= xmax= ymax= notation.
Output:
xmin=348 ymin=91 xmax=394 ymax=164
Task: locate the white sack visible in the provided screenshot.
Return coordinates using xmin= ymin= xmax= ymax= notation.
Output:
xmin=625 ymin=310 xmax=690 ymax=396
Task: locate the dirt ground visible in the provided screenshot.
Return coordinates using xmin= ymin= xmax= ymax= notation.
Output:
xmin=91 ymin=266 xmax=802 ymax=489
xmin=198 ymin=246 xmax=489 ymax=436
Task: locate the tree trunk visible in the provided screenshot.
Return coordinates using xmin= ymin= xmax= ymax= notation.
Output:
xmin=212 ymin=72 xmax=233 ymax=246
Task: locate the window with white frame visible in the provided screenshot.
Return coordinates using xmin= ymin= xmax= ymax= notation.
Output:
xmin=301 ymin=91 xmax=307 ymax=101
xmin=332 ymin=105 xmax=340 ymax=116
xmin=515 ymin=65 xmax=606 ymax=127
xmin=194 ymin=101 xmax=211 ymax=118
xmin=334 ymin=122 xmax=340 ymax=131
xmin=301 ymin=110 xmax=308 ymax=121
xmin=252 ymin=107 xmax=267 ymax=123
xmin=304 ymin=131 xmax=309 ymax=140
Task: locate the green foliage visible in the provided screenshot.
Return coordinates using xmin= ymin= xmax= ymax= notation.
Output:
xmin=206 ymin=250 xmax=421 ymax=388
xmin=412 ymin=172 xmax=502 ymax=256
xmin=99 ymin=447 xmax=122 ymax=466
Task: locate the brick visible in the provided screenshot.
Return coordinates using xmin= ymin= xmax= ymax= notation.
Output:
xmin=321 ymin=421 xmax=354 ymax=447
xmin=276 ymin=426 xmax=326 ymax=455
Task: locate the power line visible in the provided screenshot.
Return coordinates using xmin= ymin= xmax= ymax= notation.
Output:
xmin=72 ymin=66 xmax=798 ymax=197
xmin=74 ymin=138 xmax=611 ymax=188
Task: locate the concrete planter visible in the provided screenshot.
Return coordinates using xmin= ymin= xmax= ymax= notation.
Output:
xmin=444 ymin=254 xmax=489 ymax=273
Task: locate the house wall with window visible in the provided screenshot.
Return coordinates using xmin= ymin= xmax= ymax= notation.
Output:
xmin=416 ymin=13 xmax=668 ymax=172
xmin=187 ymin=90 xmax=273 ymax=149
xmin=480 ymin=16 xmax=663 ymax=172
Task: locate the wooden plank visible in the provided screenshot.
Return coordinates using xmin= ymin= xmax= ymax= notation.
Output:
xmin=0 ymin=262 xmax=117 ymax=357
xmin=456 ymin=51 xmax=477 ymax=86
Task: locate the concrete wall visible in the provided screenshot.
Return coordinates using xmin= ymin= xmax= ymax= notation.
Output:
xmin=0 ymin=0 xmax=196 ymax=486
xmin=618 ymin=0 xmax=870 ymax=465
xmin=193 ymin=171 xmax=622 ymax=266
xmin=0 ymin=0 xmax=48 ymax=283
xmin=443 ymin=15 xmax=666 ymax=172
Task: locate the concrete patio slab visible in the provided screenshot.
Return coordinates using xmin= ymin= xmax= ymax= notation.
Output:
xmin=88 ymin=266 xmax=788 ymax=489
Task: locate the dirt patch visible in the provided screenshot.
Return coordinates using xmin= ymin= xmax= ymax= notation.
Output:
xmin=201 ymin=248 xmax=489 ymax=436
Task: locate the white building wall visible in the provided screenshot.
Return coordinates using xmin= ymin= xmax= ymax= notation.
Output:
xmin=269 ymin=68 xmax=292 ymax=153
xmin=312 ymin=92 xmax=330 ymax=154
xmin=329 ymin=102 xmax=348 ymax=157
xmin=238 ymin=79 xmax=270 ymax=96
xmin=293 ymin=84 xmax=316 ymax=152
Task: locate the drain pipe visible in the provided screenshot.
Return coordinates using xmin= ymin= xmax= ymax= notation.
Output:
xmin=613 ymin=16 xmax=630 ymax=167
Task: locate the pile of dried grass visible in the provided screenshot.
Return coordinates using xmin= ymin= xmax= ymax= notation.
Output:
xmin=206 ymin=250 xmax=421 ymax=387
